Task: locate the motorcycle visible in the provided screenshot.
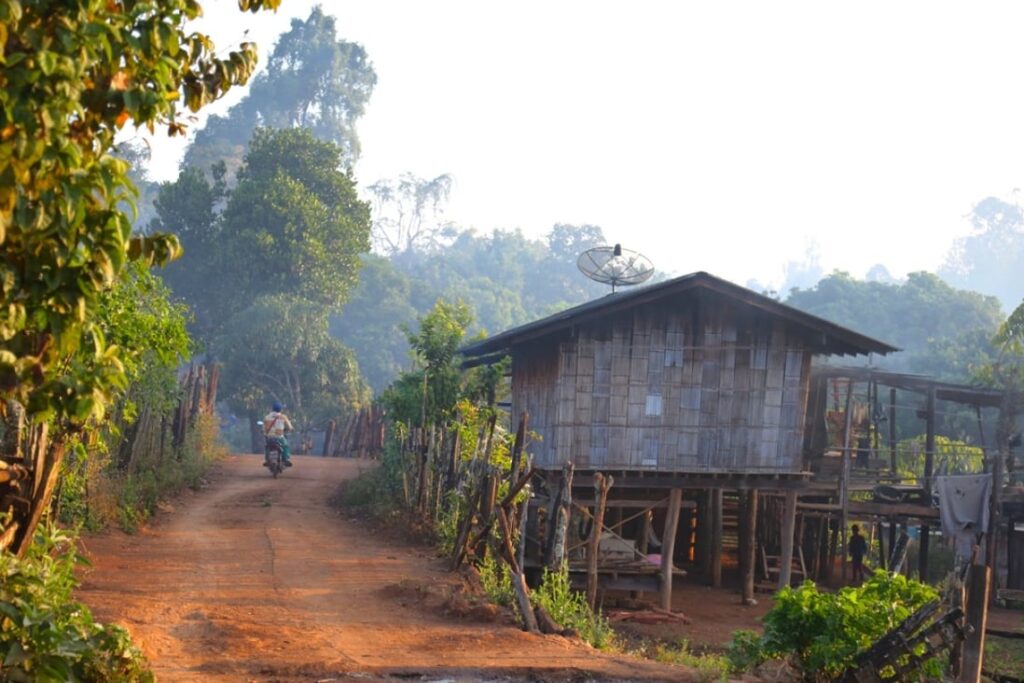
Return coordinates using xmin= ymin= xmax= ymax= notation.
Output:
xmin=256 ymin=421 xmax=286 ymax=478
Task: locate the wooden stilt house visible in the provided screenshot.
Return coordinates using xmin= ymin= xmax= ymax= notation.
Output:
xmin=461 ymin=272 xmax=897 ymax=607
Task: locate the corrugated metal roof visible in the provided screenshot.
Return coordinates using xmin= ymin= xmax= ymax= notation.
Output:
xmin=460 ymin=271 xmax=898 ymax=358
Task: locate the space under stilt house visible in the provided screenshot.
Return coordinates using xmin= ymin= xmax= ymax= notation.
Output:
xmin=461 ymin=271 xmax=968 ymax=606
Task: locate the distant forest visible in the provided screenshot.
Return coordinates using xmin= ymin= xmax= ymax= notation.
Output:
xmin=128 ymin=7 xmax=1022 ymax=419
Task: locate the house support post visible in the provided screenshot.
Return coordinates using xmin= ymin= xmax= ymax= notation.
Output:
xmin=711 ymin=488 xmax=723 ymax=588
xmin=919 ymin=387 xmax=936 ymax=583
xmin=740 ymin=488 xmax=759 ymax=605
xmin=660 ymin=488 xmax=683 ymax=611
xmin=586 ymin=473 xmax=612 ymax=608
xmin=778 ymin=490 xmax=798 ymax=589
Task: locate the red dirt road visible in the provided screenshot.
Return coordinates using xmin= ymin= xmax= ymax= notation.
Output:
xmin=77 ymin=455 xmax=692 ymax=682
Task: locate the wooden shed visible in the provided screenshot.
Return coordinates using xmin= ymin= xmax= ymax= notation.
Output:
xmin=462 ymin=271 xmax=896 ymax=475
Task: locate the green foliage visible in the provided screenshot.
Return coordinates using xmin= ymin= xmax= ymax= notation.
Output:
xmin=216 ymin=294 xmax=370 ymax=434
xmin=894 ymin=435 xmax=985 ymax=480
xmin=184 ymin=6 xmax=376 ymax=174
xmin=0 ymin=524 xmax=152 ymax=682
xmin=380 ymin=300 xmax=475 ymax=427
xmin=533 ymin=565 xmax=615 ymax=650
xmin=477 ymin=554 xmax=514 ymax=608
xmin=786 ymin=271 xmax=1003 ymax=382
xmin=652 ymin=640 xmax=730 ymax=683
xmin=220 ymin=127 xmax=371 ymax=316
xmin=0 ymin=0 xmax=277 ymax=425
xmin=731 ymin=571 xmax=939 ymax=680
xmin=332 ymin=224 xmax=610 ymax=393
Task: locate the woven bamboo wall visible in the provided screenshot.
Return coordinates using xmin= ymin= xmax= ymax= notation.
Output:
xmin=511 ymin=296 xmax=812 ymax=473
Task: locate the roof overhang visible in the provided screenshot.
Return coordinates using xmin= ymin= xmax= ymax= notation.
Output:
xmin=461 ymin=271 xmax=898 ymax=359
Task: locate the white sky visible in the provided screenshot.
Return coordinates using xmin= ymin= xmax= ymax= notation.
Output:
xmin=139 ymin=1 xmax=1024 ymax=288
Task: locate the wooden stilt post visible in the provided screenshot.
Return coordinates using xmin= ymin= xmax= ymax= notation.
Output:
xmin=840 ymin=380 xmax=854 ymax=585
xmin=586 ymin=473 xmax=612 ymax=608
xmin=660 ymin=488 xmax=683 ymax=611
xmin=711 ymin=488 xmax=723 ymax=588
xmin=958 ymin=564 xmax=991 ymax=683
xmin=889 ymin=387 xmax=898 ymax=472
xmin=778 ymin=490 xmax=798 ymax=589
xmin=697 ymin=490 xmax=712 ymax=574
xmin=741 ymin=489 xmax=759 ymax=605
xmin=920 ymin=386 xmax=936 ymax=583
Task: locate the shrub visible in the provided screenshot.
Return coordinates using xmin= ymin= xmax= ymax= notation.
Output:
xmin=728 ymin=570 xmax=940 ymax=680
xmin=533 ymin=564 xmax=615 ymax=650
xmin=478 ymin=554 xmax=514 ymax=607
xmin=0 ymin=525 xmax=152 ymax=682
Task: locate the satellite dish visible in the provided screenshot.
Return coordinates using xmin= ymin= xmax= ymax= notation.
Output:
xmin=577 ymin=243 xmax=655 ymax=293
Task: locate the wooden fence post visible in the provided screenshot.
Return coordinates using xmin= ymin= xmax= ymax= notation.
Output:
xmin=958 ymin=564 xmax=991 ymax=683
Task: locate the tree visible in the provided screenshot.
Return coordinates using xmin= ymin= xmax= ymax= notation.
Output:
xmin=0 ymin=0 xmax=279 ymax=554
xmin=154 ymin=127 xmax=372 ymax=344
xmin=940 ymin=195 xmax=1024 ymax=312
xmin=329 ymin=255 xmax=420 ymax=393
xmin=381 ymin=300 xmax=475 ymax=427
xmin=184 ymin=6 xmax=376 ymax=175
xmin=219 ymin=128 xmax=371 ymax=314
xmin=786 ymin=271 xmax=1003 ymax=381
xmin=149 ymin=163 xmax=227 ymax=339
xmin=367 ymin=173 xmax=455 ymax=256
xmin=217 ymin=295 xmax=369 ymax=452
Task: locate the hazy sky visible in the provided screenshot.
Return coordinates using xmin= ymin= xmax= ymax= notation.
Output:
xmin=139 ymin=1 xmax=1024 ymax=288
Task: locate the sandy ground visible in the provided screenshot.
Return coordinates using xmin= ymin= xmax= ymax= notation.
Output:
xmin=77 ymin=454 xmax=695 ymax=682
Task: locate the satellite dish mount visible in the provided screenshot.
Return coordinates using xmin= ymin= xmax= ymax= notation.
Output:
xmin=577 ymin=243 xmax=655 ymax=293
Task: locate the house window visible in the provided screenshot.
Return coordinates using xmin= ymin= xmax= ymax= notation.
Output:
xmin=645 ymin=394 xmax=663 ymax=417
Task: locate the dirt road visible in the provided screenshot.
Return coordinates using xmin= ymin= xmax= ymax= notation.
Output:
xmin=78 ymin=455 xmax=691 ymax=682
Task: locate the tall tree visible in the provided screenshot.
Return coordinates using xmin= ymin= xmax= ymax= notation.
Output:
xmin=940 ymin=195 xmax=1024 ymax=312
xmin=218 ymin=295 xmax=369 ymax=451
xmin=0 ymin=0 xmax=279 ymax=554
xmin=786 ymin=271 xmax=1003 ymax=380
xmin=184 ymin=6 xmax=376 ymax=175
xmin=367 ymin=173 xmax=455 ymax=256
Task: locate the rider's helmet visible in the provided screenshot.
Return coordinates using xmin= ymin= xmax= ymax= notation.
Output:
xmin=272 ymin=401 xmax=283 ymax=412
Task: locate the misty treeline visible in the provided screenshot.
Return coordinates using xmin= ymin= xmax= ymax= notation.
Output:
xmin=123 ymin=6 xmax=1024 ymax=455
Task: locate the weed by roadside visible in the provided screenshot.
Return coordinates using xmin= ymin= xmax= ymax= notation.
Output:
xmin=649 ymin=639 xmax=731 ymax=683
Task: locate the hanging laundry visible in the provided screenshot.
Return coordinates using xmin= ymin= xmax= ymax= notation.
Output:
xmin=935 ymin=474 xmax=991 ymax=563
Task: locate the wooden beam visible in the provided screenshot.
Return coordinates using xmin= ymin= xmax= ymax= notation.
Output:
xmin=798 ymin=501 xmax=939 ymax=520
xmin=778 ymin=490 xmax=798 ymax=589
xmin=660 ymin=489 xmax=683 ymax=611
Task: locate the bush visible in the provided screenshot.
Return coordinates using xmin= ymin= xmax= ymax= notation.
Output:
xmin=533 ymin=565 xmax=615 ymax=650
xmin=0 ymin=525 xmax=152 ymax=682
xmin=728 ymin=570 xmax=940 ymax=680
xmin=477 ymin=554 xmax=514 ymax=607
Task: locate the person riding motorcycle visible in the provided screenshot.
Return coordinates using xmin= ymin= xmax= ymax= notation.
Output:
xmin=263 ymin=402 xmax=293 ymax=468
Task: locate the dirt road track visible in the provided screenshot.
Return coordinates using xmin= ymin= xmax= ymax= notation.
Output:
xmin=78 ymin=455 xmax=692 ymax=682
